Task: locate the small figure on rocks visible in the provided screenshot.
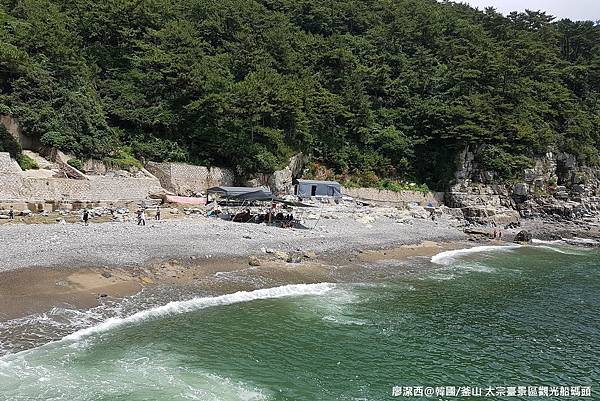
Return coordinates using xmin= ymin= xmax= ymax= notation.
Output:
xmin=82 ymin=209 xmax=90 ymax=226
xmin=155 ymin=206 xmax=161 ymax=221
xmin=8 ymin=206 xmax=14 ymax=220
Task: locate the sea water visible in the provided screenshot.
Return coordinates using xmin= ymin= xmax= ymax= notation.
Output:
xmin=0 ymin=242 xmax=598 ymax=400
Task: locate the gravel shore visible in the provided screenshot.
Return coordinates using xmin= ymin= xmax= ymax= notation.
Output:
xmin=0 ymin=212 xmax=466 ymax=272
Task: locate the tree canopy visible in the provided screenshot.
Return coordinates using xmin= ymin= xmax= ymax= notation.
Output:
xmin=1 ymin=0 xmax=599 ymax=188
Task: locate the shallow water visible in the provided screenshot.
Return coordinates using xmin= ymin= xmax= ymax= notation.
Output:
xmin=0 ymin=243 xmax=598 ymax=400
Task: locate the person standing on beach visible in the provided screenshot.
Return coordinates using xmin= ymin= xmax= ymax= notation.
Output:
xmin=8 ymin=206 xmax=14 ymax=220
xmin=82 ymin=209 xmax=90 ymax=226
xmin=155 ymin=206 xmax=161 ymax=221
xmin=138 ymin=209 xmax=146 ymax=226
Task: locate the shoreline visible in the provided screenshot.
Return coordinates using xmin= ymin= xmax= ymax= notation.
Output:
xmin=1 ymin=210 xmax=598 ymax=322
xmin=0 ymin=236 xmax=472 ymax=321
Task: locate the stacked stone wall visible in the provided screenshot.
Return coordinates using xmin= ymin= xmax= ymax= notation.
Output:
xmin=146 ymin=162 xmax=235 ymax=195
xmin=343 ymin=187 xmax=444 ymax=206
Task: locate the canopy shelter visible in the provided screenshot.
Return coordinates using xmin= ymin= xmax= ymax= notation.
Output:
xmin=207 ymin=186 xmax=273 ymax=198
xmin=230 ymin=188 xmax=274 ymax=202
xmin=206 ymin=186 xmax=314 ymax=207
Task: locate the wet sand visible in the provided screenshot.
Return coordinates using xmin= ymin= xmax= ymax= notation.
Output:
xmin=0 ymin=268 xmax=141 ymax=320
xmin=0 ymin=239 xmax=471 ymax=321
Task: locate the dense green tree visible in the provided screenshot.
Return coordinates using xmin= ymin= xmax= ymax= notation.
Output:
xmin=0 ymin=0 xmax=599 ymax=189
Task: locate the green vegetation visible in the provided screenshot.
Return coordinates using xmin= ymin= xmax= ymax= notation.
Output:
xmin=18 ymin=153 xmax=38 ymax=170
xmin=102 ymin=148 xmax=143 ymax=171
xmin=1 ymin=0 xmax=599 ymax=189
xmin=66 ymin=158 xmax=83 ymax=171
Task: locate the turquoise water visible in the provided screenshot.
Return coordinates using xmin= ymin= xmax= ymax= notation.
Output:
xmin=0 ymin=243 xmax=598 ymax=400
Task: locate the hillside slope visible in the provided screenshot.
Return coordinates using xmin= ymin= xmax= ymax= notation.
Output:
xmin=1 ymin=0 xmax=599 ymax=189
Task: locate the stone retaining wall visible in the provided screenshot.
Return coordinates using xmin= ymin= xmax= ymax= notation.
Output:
xmin=0 ymin=175 xmax=162 ymax=202
xmin=343 ymin=187 xmax=445 ymax=206
xmin=0 ymin=152 xmax=21 ymax=174
xmin=146 ymin=162 xmax=235 ymax=195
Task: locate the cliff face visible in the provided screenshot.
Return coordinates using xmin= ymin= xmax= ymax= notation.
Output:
xmin=446 ymin=148 xmax=600 ymax=224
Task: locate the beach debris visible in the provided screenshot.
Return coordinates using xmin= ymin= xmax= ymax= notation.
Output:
xmin=286 ymin=254 xmax=302 ymax=263
xmin=140 ymin=277 xmax=154 ymax=285
xmin=101 ymin=272 xmax=112 ymax=278
xmin=355 ymin=213 xmax=375 ymax=225
xmin=303 ymin=250 xmax=316 ymax=259
xmin=248 ymin=256 xmax=261 ymax=266
xmin=274 ymin=250 xmax=289 ymax=260
xmin=514 ymin=230 xmax=532 ymax=243
xmin=243 ymin=235 xmax=252 ymax=239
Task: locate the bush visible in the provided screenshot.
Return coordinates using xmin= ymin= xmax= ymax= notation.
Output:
xmin=102 ymin=148 xmax=143 ymax=171
xmin=67 ymin=158 xmax=84 ymax=171
xmin=476 ymin=146 xmax=534 ymax=180
xmin=376 ymin=179 xmax=430 ymax=193
xmin=131 ymin=137 xmax=188 ymax=162
xmin=18 ymin=153 xmax=38 ymax=170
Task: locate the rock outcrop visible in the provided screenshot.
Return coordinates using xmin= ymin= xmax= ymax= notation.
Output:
xmin=513 ymin=230 xmax=532 ymax=243
xmin=445 ymin=148 xmax=600 ymax=226
xmin=246 ymin=153 xmax=305 ymax=195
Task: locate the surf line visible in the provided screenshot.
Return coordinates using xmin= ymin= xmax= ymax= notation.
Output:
xmin=0 ymin=283 xmax=335 ymax=361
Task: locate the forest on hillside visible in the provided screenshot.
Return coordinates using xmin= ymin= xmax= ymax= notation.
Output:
xmin=1 ymin=0 xmax=600 ymax=189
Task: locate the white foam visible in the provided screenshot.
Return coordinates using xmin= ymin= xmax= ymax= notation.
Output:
xmin=322 ymin=315 xmax=368 ymax=326
xmin=532 ymin=238 xmax=597 ymax=247
xmin=62 ymin=283 xmax=334 ymax=342
xmin=566 ymin=237 xmax=598 ymax=245
xmin=431 ymin=245 xmax=522 ymax=265
xmin=531 ymin=245 xmax=589 ymax=256
xmin=531 ymin=239 xmax=564 ymax=245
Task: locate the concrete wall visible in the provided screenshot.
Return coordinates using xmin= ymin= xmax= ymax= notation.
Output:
xmin=0 ymin=152 xmax=22 ymax=175
xmin=343 ymin=187 xmax=445 ymax=206
xmin=0 ymin=175 xmax=162 ymax=202
xmin=146 ymin=162 xmax=235 ymax=195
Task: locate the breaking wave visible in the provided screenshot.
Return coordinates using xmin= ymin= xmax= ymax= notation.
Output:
xmin=62 ymin=283 xmax=334 ymax=342
xmin=431 ymin=245 xmax=522 ymax=265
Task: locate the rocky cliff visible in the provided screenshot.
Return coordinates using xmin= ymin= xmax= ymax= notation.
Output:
xmin=446 ymin=148 xmax=600 ymax=225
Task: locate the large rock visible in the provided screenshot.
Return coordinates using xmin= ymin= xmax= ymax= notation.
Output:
xmin=513 ymin=230 xmax=532 ymax=243
xmin=247 ymin=153 xmax=305 ymax=195
xmin=512 ymin=183 xmax=529 ymax=197
xmin=554 ymin=191 xmax=570 ymax=200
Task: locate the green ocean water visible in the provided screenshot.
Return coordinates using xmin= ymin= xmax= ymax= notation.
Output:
xmin=0 ymin=243 xmax=598 ymax=400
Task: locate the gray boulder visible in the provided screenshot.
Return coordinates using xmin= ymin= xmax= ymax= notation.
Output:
xmin=512 ymin=183 xmax=529 ymax=197
xmin=513 ymin=230 xmax=532 ymax=243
